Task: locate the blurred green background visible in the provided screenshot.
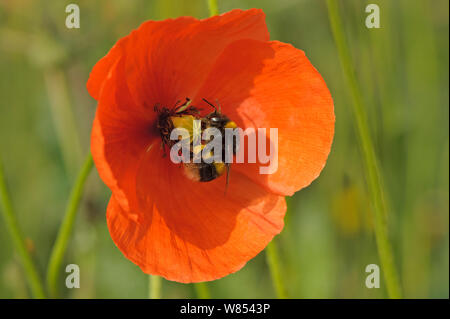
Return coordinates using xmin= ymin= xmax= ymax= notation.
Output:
xmin=0 ymin=0 xmax=448 ymax=298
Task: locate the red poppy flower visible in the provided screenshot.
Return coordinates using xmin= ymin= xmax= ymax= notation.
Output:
xmin=87 ymin=9 xmax=334 ymax=283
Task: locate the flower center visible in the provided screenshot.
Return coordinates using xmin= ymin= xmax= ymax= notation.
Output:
xmin=154 ymin=98 xmax=239 ymax=186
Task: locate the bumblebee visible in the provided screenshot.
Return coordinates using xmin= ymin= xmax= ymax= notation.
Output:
xmin=182 ymin=99 xmax=239 ymax=186
xmin=155 ymin=98 xmax=239 ymax=188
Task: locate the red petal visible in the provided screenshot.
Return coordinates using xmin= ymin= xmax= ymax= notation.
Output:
xmin=86 ymin=37 xmax=128 ymax=100
xmin=87 ymin=9 xmax=269 ymax=106
xmin=194 ymin=39 xmax=335 ymax=196
xmin=91 ymin=9 xmax=272 ymax=211
xmin=91 ymin=55 xmax=156 ymax=212
xmin=107 ymin=144 xmax=285 ymax=282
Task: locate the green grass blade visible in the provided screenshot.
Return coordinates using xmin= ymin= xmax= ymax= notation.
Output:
xmin=326 ymin=0 xmax=402 ymax=298
xmin=195 ymin=282 xmax=212 ymax=299
xmin=149 ymin=275 xmax=162 ymax=299
xmin=266 ymin=239 xmax=288 ymax=298
xmin=0 ymin=158 xmax=46 ymax=298
xmin=207 ymin=0 xmax=219 ymax=16
xmin=46 ymin=153 xmax=93 ymax=298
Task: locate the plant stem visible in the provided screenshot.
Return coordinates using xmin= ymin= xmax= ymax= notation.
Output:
xmin=149 ymin=275 xmax=162 ymax=299
xmin=46 ymin=153 xmax=93 ymax=297
xmin=326 ymin=0 xmax=402 ymax=298
xmin=44 ymin=69 xmax=83 ymax=177
xmin=194 ymin=282 xmax=211 ymax=299
xmin=0 ymin=159 xmax=46 ymax=298
xmin=207 ymin=0 xmax=219 ymax=16
xmin=265 ymin=240 xmax=288 ymax=298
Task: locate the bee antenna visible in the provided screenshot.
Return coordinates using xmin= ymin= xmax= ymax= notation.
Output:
xmin=202 ymin=98 xmax=218 ymax=113
xmin=215 ymin=99 xmax=222 ymax=113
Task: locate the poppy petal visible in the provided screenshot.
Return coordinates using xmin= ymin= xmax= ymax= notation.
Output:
xmin=107 ymin=161 xmax=286 ymax=282
xmin=91 ymin=55 xmax=156 ymax=212
xmin=86 ymin=37 xmax=128 ymax=100
xmin=91 ymin=9 xmax=271 ymax=211
xmin=194 ymin=39 xmax=335 ymax=196
xmin=87 ymin=9 xmax=269 ymax=106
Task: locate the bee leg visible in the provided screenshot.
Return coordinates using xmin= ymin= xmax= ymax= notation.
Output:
xmin=224 ymin=163 xmax=231 ymax=195
xmin=160 ymin=141 xmax=167 ymax=157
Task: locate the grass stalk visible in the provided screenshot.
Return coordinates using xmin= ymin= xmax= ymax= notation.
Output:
xmin=0 ymin=159 xmax=46 ymax=298
xmin=149 ymin=275 xmax=162 ymax=299
xmin=46 ymin=153 xmax=93 ymax=297
xmin=194 ymin=282 xmax=212 ymax=299
xmin=326 ymin=0 xmax=401 ymax=298
xmin=266 ymin=240 xmax=288 ymax=298
xmin=207 ymin=0 xmax=219 ymax=16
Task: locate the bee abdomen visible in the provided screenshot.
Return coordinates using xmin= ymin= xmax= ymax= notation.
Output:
xmin=199 ymin=163 xmax=218 ymax=182
xmin=183 ymin=162 xmax=225 ymax=182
